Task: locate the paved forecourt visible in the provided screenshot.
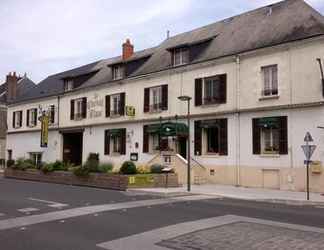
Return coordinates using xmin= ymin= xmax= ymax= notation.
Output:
xmin=98 ymin=215 xmax=324 ymax=250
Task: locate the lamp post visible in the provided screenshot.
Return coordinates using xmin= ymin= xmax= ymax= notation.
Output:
xmin=178 ymin=95 xmax=192 ymax=192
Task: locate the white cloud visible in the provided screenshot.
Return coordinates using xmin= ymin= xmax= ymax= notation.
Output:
xmin=0 ymin=0 xmax=322 ymax=83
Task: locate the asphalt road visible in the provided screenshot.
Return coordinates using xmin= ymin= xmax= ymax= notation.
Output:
xmin=1 ymin=176 xmax=324 ymax=250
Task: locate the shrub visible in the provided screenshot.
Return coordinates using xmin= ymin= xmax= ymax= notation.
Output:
xmin=12 ymin=158 xmax=29 ymax=171
xmin=41 ymin=163 xmax=54 ymax=174
xmin=150 ymin=164 xmax=164 ymax=174
xmin=6 ymin=159 xmax=15 ymax=168
xmin=73 ymin=166 xmax=90 ymax=177
xmin=84 ymin=153 xmax=99 ymax=172
xmin=53 ymin=160 xmax=67 ymax=171
xmin=97 ymin=162 xmax=113 ymax=173
xmin=119 ymin=161 xmax=137 ymax=175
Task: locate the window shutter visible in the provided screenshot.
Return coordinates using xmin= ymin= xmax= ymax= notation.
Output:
xmin=119 ymin=93 xmax=125 ymax=116
xmin=120 ymin=128 xmax=126 ymax=155
xmin=219 ymin=74 xmax=227 ymax=103
xmin=219 ymin=118 xmax=228 ymax=155
xmin=70 ymin=100 xmax=75 ymax=120
xmin=34 ymin=109 xmax=37 ymax=126
xmin=194 ymin=120 xmax=202 ymax=155
xmin=252 ymin=118 xmax=261 ymax=155
xmin=50 ymin=105 xmax=55 ymax=123
xmin=144 ymin=88 xmax=150 ymax=112
xmin=105 ymin=95 xmax=110 ymax=117
xmin=26 ymin=110 xmax=30 ymax=127
xmin=19 ymin=111 xmax=22 ymax=127
xmin=82 ymin=97 xmax=87 ymax=118
xmin=195 ymin=78 xmax=202 ymax=106
xmin=279 ymin=116 xmax=288 ymax=155
xmin=104 ymin=130 xmax=110 ymax=155
xmin=161 ymin=85 xmax=168 ymax=110
xmin=143 ymin=125 xmax=149 ymax=153
xmin=12 ymin=112 xmax=16 ymax=128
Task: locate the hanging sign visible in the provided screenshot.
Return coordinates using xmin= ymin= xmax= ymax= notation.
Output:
xmin=40 ymin=114 xmax=49 ymax=148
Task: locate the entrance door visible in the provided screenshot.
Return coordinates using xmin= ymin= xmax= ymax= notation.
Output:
xmin=63 ymin=132 xmax=83 ymax=166
xmin=178 ymin=136 xmax=187 ymax=159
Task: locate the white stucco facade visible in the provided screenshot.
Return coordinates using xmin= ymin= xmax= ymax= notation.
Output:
xmin=6 ymin=36 xmax=324 ymax=192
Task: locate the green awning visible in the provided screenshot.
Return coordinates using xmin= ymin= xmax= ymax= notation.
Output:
xmin=146 ymin=122 xmax=188 ymax=137
xmin=109 ymin=129 xmax=122 ymax=137
xmin=258 ymin=117 xmax=280 ymax=128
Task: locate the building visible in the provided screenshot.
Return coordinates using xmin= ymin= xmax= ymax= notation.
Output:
xmin=6 ymin=0 xmax=324 ymax=192
xmin=0 ymin=73 xmax=35 ymax=167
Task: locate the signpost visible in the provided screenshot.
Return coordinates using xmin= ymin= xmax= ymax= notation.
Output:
xmin=301 ymin=132 xmax=316 ymax=201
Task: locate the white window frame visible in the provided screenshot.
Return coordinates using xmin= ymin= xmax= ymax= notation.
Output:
xmin=110 ymin=94 xmax=121 ymax=116
xmin=261 ymin=65 xmax=278 ymax=97
xmin=111 ymin=135 xmax=121 ymax=154
xmin=149 ymin=86 xmax=162 ymax=112
xmin=64 ymin=79 xmax=73 ymax=92
xmin=29 ymin=152 xmax=43 ymax=167
xmin=261 ymin=127 xmax=279 ymax=154
xmin=74 ymin=98 xmax=83 ymax=120
xmin=203 ymin=77 xmax=221 ymax=104
xmin=173 ymin=47 xmax=189 ymax=66
xmin=112 ymin=65 xmax=124 ymax=80
xmin=28 ymin=108 xmax=37 ymax=127
xmin=14 ymin=111 xmax=22 ymax=128
xmin=150 ymin=134 xmax=160 ymax=152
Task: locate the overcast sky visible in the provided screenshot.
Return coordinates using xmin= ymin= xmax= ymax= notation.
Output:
xmin=0 ymin=0 xmax=323 ymax=84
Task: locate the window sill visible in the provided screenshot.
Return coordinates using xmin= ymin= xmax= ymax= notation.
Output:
xmin=27 ymin=125 xmax=37 ymax=128
xmin=260 ymin=153 xmax=280 ymax=158
xmin=110 ymin=114 xmax=122 ymax=119
xmin=201 ymin=102 xmax=224 ymax=108
xmin=149 ymin=109 xmax=164 ymax=114
xmin=200 ymin=153 xmax=221 ymax=158
xmin=110 ymin=153 xmax=121 ymax=156
xmin=259 ymin=95 xmax=280 ymax=101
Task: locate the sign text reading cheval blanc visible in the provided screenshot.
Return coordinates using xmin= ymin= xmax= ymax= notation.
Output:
xmin=87 ymin=94 xmax=104 ymax=118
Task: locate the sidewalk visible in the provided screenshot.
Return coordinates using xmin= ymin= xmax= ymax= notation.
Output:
xmin=130 ymin=184 xmax=324 ymax=206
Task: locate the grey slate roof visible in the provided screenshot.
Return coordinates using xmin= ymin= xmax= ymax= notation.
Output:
xmin=11 ymin=0 xmax=324 ymax=104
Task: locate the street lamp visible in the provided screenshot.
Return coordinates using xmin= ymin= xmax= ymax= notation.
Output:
xmin=178 ymin=95 xmax=192 ymax=192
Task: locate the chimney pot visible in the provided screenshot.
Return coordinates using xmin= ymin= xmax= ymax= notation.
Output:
xmin=6 ymin=71 xmax=19 ymax=101
xmin=122 ymin=38 xmax=134 ymax=60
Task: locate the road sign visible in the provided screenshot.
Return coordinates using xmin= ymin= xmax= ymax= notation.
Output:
xmin=304 ymin=132 xmax=314 ymax=142
xmin=301 ymin=145 xmax=316 ymax=161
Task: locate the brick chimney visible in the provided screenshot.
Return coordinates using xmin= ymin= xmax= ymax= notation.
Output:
xmin=6 ymin=72 xmax=19 ymax=101
xmin=122 ymin=39 xmax=134 ymax=60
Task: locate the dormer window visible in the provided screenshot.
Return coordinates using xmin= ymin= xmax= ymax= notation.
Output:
xmin=64 ymin=79 xmax=74 ymax=92
xmin=172 ymin=47 xmax=189 ymax=66
xmin=112 ymin=65 xmax=124 ymax=80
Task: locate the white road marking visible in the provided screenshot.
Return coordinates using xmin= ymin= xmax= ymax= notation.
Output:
xmin=17 ymin=208 xmax=40 ymax=213
xmin=28 ymin=197 xmax=68 ymax=209
xmin=0 ymin=195 xmax=213 ymax=231
xmin=97 ymin=215 xmax=324 ymax=250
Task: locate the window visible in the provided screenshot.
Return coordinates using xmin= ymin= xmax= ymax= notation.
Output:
xmin=206 ymin=127 xmax=219 ymax=153
xmin=104 ymin=129 xmax=126 ymax=155
xmin=261 ymin=65 xmax=278 ymax=96
xmin=27 ymin=108 xmax=37 ymax=127
xmin=13 ymin=111 xmax=22 ymax=128
xmin=195 ymin=74 xmax=227 ymax=106
xmin=112 ymin=65 xmax=124 ymax=80
xmin=29 ymin=152 xmax=42 ymax=167
xmin=49 ymin=105 xmax=55 ymax=124
xmin=105 ymin=93 xmax=125 ymax=117
xmin=172 ymin=47 xmax=189 ymax=66
xmin=252 ymin=116 xmax=288 ymax=155
xmin=151 ymin=134 xmax=160 ymax=151
xmin=70 ymin=98 xmax=87 ymax=120
xmin=64 ymin=79 xmax=73 ymax=92
xmin=112 ymin=136 xmax=121 ymax=153
xmin=150 ymin=86 xmax=162 ymax=111
xmin=261 ymin=127 xmax=279 ymax=154
xmin=194 ymin=119 xmax=228 ymax=156
xmin=144 ymin=85 xmax=168 ymax=113
xmin=111 ymin=94 xmax=121 ymax=116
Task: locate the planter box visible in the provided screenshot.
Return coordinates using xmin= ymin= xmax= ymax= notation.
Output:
xmin=4 ymin=169 xmax=128 ymax=191
xmin=4 ymin=169 xmax=180 ymax=190
xmin=127 ymin=173 xmax=179 ymax=188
